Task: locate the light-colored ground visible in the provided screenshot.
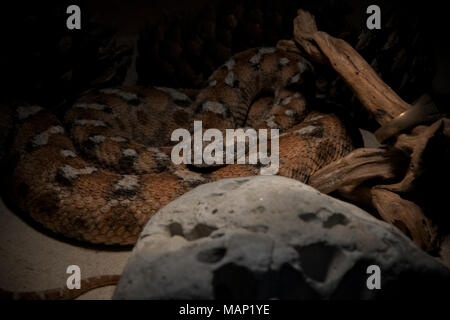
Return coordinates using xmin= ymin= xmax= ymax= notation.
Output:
xmin=0 ymin=199 xmax=132 ymax=300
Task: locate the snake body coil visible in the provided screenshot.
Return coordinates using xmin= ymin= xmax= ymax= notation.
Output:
xmin=8 ymin=47 xmax=356 ymax=245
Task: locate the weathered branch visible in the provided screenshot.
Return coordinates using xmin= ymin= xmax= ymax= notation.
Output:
xmin=371 ymin=187 xmax=437 ymax=252
xmin=310 ymin=148 xmax=407 ymax=194
xmin=309 ymin=118 xmax=449 ymax=251
xmin=331 ymin=183 xmax=437 ymax=252
xmin=379 ymin=118 xmax=449 ymax=194
xmin=293 ymin=9 xmax=410 ymax=125
xmin=289 ymin=9 xmax=448 ymax=252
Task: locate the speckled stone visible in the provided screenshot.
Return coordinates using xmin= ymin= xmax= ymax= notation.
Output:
xmin=114 ymin=176 xmax=449 ymax=299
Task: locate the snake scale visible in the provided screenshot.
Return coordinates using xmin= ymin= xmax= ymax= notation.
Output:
xmin=6 ymin=47 xmax=357 ymax=246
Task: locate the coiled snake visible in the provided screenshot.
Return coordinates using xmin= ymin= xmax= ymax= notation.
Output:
xmin=6 ymin=47 xmax=357 ymax=246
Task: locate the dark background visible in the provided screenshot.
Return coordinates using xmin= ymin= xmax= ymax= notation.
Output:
xmin=0 ymin=0 xmax=448 ymax=118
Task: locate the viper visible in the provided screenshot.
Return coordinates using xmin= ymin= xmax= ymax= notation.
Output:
xmin=4 ymin=47 xmax=358 ymax=246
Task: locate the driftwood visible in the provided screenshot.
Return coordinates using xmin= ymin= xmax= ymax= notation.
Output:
xmin=309 ymin=148 xmax=408 ymax=194
xmin=292 ymin=9 xmax=409 ymax=126
xmin=310 ymin=120 xmax=449 ymax=252
xmin=289 ymin=9 xmax=449 ymax=252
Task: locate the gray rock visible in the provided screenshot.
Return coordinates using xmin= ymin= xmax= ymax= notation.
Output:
xmin=113 ymin=176 xmax=449 ymax=299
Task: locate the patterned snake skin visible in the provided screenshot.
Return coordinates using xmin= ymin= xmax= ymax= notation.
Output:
xmin=7 ymin=47 xmax=356 ymax=245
